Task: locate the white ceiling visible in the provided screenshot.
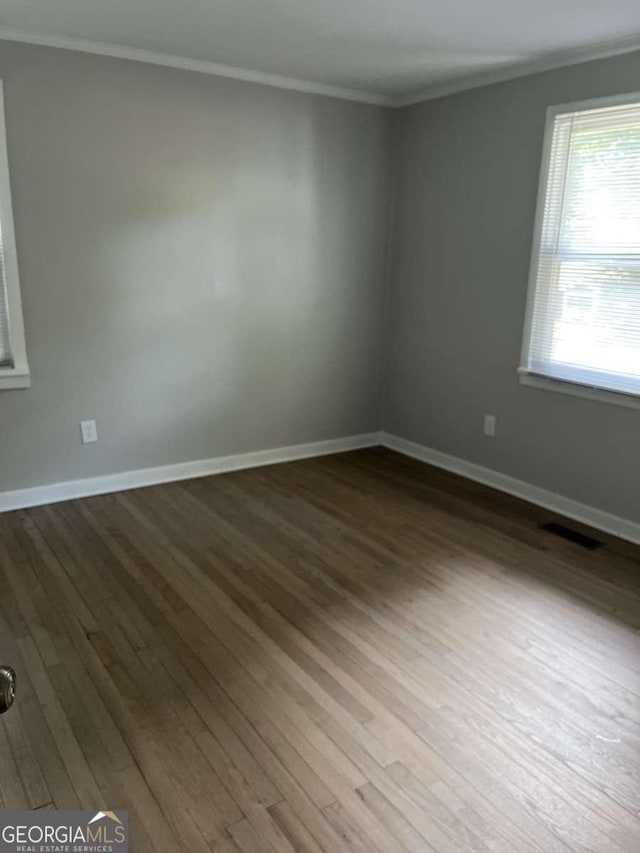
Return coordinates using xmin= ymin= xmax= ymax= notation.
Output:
xmin=0 ymin=0 xmax=639 ymax=103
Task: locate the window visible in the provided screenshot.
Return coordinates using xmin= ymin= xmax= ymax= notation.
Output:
xmin=520 ymin=92 xmax=640 ymax=406
xmin=0 ymin=82 xmax=29 ymax=390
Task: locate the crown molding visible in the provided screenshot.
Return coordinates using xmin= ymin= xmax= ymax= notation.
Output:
xmin=395 ymin=35 xmax=640 ymax=107
xmin=0 ymin=26 xmax=393 ymax=107
xmin=0 ymin=24 xmax=639 ymax=110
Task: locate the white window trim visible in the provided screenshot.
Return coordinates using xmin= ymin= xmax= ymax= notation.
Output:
xmin=0 ymin=82 xmax=29 ymax=390
xmin=519 ymin=372 xmax=640 ymax=410
xmin=519 ymin=89 xmax=640 ymax=410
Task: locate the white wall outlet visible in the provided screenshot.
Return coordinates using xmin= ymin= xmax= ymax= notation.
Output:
xmin=80 ymin=419 xmax=98 ymax=444
xmin=483 ymin=414 xmax=497 ymax=437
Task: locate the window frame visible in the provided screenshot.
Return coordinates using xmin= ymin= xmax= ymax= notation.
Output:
xmin=519 ymin=89 xmax=640 ymax=410
xmin=0 ymin=82 xmax=29 ymax=390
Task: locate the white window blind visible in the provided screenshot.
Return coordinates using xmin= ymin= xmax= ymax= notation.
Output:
xmin=0 ymin=224 xmax=13 ymax=367
xmin=520 ymin=95 xmax=640 ymax=399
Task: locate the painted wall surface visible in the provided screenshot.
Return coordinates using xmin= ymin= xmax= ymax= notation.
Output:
xmin=0 ymin=40 xmax=391 ymax=491
xmin=2 ymin=35 xmax=639 ymax=526
xmin=385 ymin=50 xmax=640 ymax=523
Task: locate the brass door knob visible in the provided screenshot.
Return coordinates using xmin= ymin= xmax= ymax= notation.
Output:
xmin=0 ymin=665 xmax=16 ymax=713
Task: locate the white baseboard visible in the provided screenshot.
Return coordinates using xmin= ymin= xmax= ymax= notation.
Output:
xmin=4 ymin=429 xmax=638 ymax=548
xmin=0 ymin=432 xmax=383 ymax=513
xmin=380 ymin=432 xmax=640 ymax=547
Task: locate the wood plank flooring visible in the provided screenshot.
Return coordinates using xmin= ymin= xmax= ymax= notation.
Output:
xmin=0 ymin=447 xmax=639 ymax=852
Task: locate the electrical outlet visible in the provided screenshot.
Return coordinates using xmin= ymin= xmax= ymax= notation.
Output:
xmin=483 ymin=414 xmax=496 ymax=437
xmin=80 ymin=419 xmax=98 ymax=444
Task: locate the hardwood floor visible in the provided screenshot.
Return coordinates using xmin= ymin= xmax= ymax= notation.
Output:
xmin=0 ymin=447 xmax=639 ymax=852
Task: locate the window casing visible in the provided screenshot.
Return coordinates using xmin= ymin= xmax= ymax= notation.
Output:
xmin=0 ymin=82 xmax=29 ymax=390
xmin=520 ymin=92 xmax=640 ymax=407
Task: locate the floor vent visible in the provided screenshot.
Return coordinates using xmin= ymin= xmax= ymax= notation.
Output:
xmin=540 ymin=522 xmax=604 ymax=550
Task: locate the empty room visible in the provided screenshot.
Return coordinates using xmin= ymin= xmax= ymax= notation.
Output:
xmin=0 ymin=0 xmax=638 ymax=850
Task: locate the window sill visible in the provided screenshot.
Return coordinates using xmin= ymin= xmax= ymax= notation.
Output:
xmin=519 ymin=372 xmax=640 ymax=410
xmin=0 ymin=367 xmax=31 ymax=390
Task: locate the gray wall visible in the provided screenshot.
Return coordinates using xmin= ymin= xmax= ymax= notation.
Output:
xmin=3 ymin=36 xmax=638 ymax=524
xmin=0 ymin=40 xmax=391 ymax=492
xmin=385 ymin=50 xmax=640 ymax=524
